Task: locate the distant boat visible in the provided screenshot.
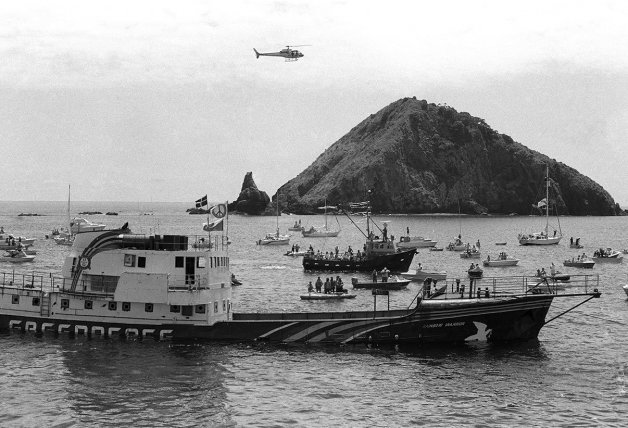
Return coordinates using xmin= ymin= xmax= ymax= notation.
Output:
xmin=563 ymin=259 xmax=594 ymax=269
xmin=302 ymin=199 xmax=340 ymax=238
xmin=350 ymin=276 xmax=410 ymax=290
xmin=397 ymin=235 xmax=437 ymax=250
xmin=518 ymin=166 xmax=562 ymax=246
xmin=300 ymin=292 xmax=356 ymax=300
xmin=258 ymin=198 xmax=290 ymax=245
xmin=592 ymin=248 xmax=623 ymax=263
xmin=400 ymin=268 xmax=447 ymax=282
xmin=70 ymin=217 xmax=106 ymax=234
xmin=483 ymin=253 xmax=519 ymax=267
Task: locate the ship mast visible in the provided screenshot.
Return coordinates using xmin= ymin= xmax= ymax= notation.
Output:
xmin=545 ymin=165 xmax=549 ymax=236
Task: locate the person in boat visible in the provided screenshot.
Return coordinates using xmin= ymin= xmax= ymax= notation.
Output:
xmin=553 ymin=230 xmax=557 ymax=237
xmin=309 ymin=244 xmax=314 ymax=253
xmin=381 ymin=267 xmax=389 ymax=282
xmin=455 ymin=278 xmax=461 ymax=292
xmin=540 ymin=267 xmax=546 ymax=276
xmin=324 ymin=278 xmax=331 ymax=294
xmin=336 ymin=276 xmax=344 ymax=293
xmin=330 ymin=277 xmax=337 ymax=292
xmin=476 ymin=239 xmax=481 ymax=249
xmin=484 ymin=287 xmax=490 ymax=298
xmin=307 ymin=281 xmax=314 ymax=293
xmin=570 ymin=237 xmax=573 ymax=245
xmin=315 ymin=276 xmax=323 ymax=293
xmin=469 ymin=263 xmax=475 ymax=270
xmin=576 ymin=238 xmax=580 ymax=246
xmin=417 ymin=263 xmax=422 ymax=270
xmin=537 ymin=268 xmax=542 ymax=277
xmin=406 ymin=226 xmax=410 ymax=235
xmin=372 ymin=270 xmax=377 ymax=282
xmin=382 ymin=225 xmax=388 ymax=241
xmin=348 ymin=245 xmax=353 ymax=255
xmin=550 ymin=263 xmax=556 ymax=276
xmin=486 ymin=255 xmax=490 ymax=262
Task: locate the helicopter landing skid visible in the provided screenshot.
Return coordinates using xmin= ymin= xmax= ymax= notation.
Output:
xmin=285 ymin=58 xmax=299 ymax=62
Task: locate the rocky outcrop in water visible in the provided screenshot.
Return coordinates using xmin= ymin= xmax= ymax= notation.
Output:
xmin=228 ymin=172 xmax=271 ymax=215
xmin=277 ymin=98 xmax=621 ymax=215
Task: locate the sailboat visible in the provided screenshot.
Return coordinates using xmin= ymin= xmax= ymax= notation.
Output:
xmin=302 ymin=199 xmax=340 ymax=238
xmin=54 ymin=185 xmax=75 ymax=246
xmin=257 ymin=197 xmax=290 ymax=245
xmin=518 ymin=166 xmax=562 ymax=245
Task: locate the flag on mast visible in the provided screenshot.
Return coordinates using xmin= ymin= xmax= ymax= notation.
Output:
xmin=195 ymin=195 xmax=208 ymax=208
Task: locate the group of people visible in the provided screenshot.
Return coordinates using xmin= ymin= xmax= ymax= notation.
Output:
xmin=308 ymin=276 xmax=345 ymax=294
xmin=486 ymin=252 xmax=508 ymax=261
xmin=306 ymin=245 xmax=365 ymax=261
xmin=371 ymin=268 xmax=390 ymax=282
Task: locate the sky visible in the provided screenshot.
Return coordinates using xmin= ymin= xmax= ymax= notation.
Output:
xmin=1 ymin=0 xmax=628 ymax=205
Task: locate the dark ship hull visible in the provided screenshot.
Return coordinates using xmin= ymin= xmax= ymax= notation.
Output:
xmin=302 ymin=249 xmax=416 ymax=273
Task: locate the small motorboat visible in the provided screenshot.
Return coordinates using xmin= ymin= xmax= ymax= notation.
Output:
xmin=288 ymin=226 xmax=305 ymax=232
xmin=483 ymin=253 xmax=519 ymax=267
xmin=563 ymin=258 xmax=595 ymax=269
xmin=592 ymin=248 xmax=623 ymax=263
xmin=2 ymin=250 xmax=35 ymax=263
xmin=351 ymin=276 xmax=410 ymax=290
xmin=623 ymin=284 xmax=628 ymax=297
xmin=300 ymin=292 xmax=356 ymax=300
xmin=495 ymin=242 xmax=507 ymax=246
xmin=284 ymin=250 xmax=309 ymax=257
xmin=70 ymin=217 xmax=106 ymax=234
xmin=231 ymin=274 xmax=242 ymax=286
xmin=460 ymin=249 xmax=481 ymax=259
xmin=429 ymin=247 xmax=444 ymax=252
xmin=400 ymin=268 xmax=447 ymax=282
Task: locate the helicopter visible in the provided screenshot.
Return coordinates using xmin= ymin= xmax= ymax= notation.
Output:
xmin=253 ymin=45 xmax=308 ymax=61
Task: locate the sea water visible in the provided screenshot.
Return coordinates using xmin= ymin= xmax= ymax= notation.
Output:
xmin=0 ymin=202 xmax=627 ymax=427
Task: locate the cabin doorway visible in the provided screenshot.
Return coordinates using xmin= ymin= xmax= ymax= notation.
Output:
xmin=185 ymin=257 xmax=195 ymax=284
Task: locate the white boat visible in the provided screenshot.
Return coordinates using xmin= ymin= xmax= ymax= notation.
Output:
xmin=400 ymin=268 xmax=447 ymax=282
xmin=284 ymin=250 xmax=309 ymax=257
xmin=0 ymin=235 xmax=36 ymax=250
xmin=54 ymin=236 xmax=75 ymax=246
xmin=518 ymin=166 xmax=562 ymax=246
xmin=70 ymin=217 xmax=107 ymax=234
xmin=302 ymin=199 xmax=340 ymax=238
xmin=300 ymin=292 xmax=356 ymax=300
xmin=397 ymin=235 xmax=437 ymax=249
xmin=257 ymin=230 xmax=290 ymax=245
xmin=258 ymin=197 xmax=290 ymax=245
xmin=592 ymin=248 xmax=623 ymax=263
xmin=623 ymin=284 xmax=628 ymax=297
xmin=446 ymin=237 xmax=466 ymax=251
xmin=2 ymin=250 xmax=35 ymax=263
xmin=483 ymin=253 xmax=519 ymax=267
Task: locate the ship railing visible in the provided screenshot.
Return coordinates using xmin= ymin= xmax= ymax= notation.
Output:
xmin=116 ymin=233 xmax=228 ymax=252
xmin=0 ymin=270 xmax=115 ymax=299
xmin=424 ymin=274 xmax=599 ymax=300
xmin=167 ymin=274 xmax=213 ymax=291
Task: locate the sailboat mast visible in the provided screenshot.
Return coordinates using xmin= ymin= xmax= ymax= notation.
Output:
xmin=324 ymin=198 xmax=328 ymax=231
xmin=545 ymin=165 xmax=549 ymax=235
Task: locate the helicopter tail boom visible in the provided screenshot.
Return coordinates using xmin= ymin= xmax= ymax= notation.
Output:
xmin=253 ymin=48 xmax=260 ymax=59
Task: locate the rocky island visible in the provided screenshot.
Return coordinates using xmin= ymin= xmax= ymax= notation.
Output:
xmin=277 ymin=97 xmax=620 ymax=215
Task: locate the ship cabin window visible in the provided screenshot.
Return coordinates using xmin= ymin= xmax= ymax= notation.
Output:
xmin=145 ymin=303 xmax=153 ymax=313
xmin=71 ymin=257 xmax=78 ymax=273
xmin=84 ymin=300 xmax=93 ymax=310
xmin=175 ymin=257 xmax=184 ymax=268
xmin=214 ymin=302 xmax=219 ymax=313
xmin=11 ymin=295 xmax=19 ymax=304
xmin=61 ymin=299 xmax=69 ymax=309
xmin=138 ymin=256 xmax=146 ymax=268
xmin=32 ymin=297 xmax=40 ymax=306
xmin=197 ymin=257 xmax=206 ymax=268
xmin=222 ymin=299 xmax=226 ymax=311
xmin=170 ymin=305 xmax=180 ymax=313
xmin=124 ymin=254 xmax=136 ymax=267
xmin=182 ymin=306 xmax=193 ymax=317
xmin=195 ymin=304 xmax=206 ymax=314
xmin=108 ymin=301 xmax=117 ymax=311
xmin=122 ymin=302 xmax=131 ymax=312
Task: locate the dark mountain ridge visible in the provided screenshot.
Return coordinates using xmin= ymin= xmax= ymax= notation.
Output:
xmin=277 ymin=97 xmax=620 ymax=215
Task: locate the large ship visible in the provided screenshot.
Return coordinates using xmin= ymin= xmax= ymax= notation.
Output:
xmin=302 ymin=209 xmax=416 ymax=273
xmin=0 ymin=224 xmax=600 ymax=345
